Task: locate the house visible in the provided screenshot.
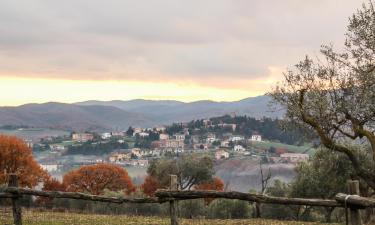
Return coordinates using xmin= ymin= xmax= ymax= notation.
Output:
xmin=233 ymin=145 xmax=246 ymax=152
xmin=159 ymin=133 xmax=170 ymax=140
xmin=40 ymin=164 xmax=60 ymax=172
xmin=24 ymin=139 xmax=34 ymax=148
xmin=155 ymin=127 xmax=166 ymax=132
xmin=205 ymin=133 xmax=216 ymax=143
xmin=215 ymin=150 xmax=229 ymax=160
xmin=131 ymin=148 xmax=147 ymax=158
xmin=108 ymin=152 xmax=131 ymax=163
xmin=101 ymin=133 xmax=112 ymax=139
xmin=160 ymin=139 xmax=184 ymax=149
xmin=221 ymin=140 xmax=230 ymax=148
xmin=132 ymin=128 xmax=143 ymax=136
xmin=231 ymin=135 xmax=244 ymax=142
xmin=111 ymin=131 xmax=124 ymax=137
xmin=49 ymin=144 xmax=65 ymax=151
xmin=174 ymin=133 xmax=185 ymax=141
xmin=183 ymin=128 xmax=190 ymax=136
xmin=138 ymin=132 xmax=150 ymax=138
xmin=280 ymin=153 xmax=309 ymax=163
xmin=72 ymin=133 xmax=94 ymax=142
xmin=217 ymin=123 xmax=237 ymax=131
xmin=250 ymin=134 xmax=262 ymax=142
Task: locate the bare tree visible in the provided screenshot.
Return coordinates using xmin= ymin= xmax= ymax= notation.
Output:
xmin=254 ymin=161 xmax=272 ymax=218
xmin=270 ymin=1 xmax=375 ymax=190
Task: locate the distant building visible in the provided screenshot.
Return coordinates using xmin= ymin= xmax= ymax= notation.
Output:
xmin=132 ymin=128 xmax=142 ymax=136
xmin=220 ymin=140 xmax=230 ymax=148
xmin=215 ymin=150 xmax=229 ymax=160
xmin=131 ymin=148 xmax=147 ymax=158
xmin=250 ymin=134 xmax=262 ymax=142
xmin=193 ymin=143 xmax=208 ymax=150
xmin=49 ymin=144 xmax=65 ymax=151
xmin=138 ymin=132 xmax=150 ymax=138
xmin=72 ymin=133 xmax=94 ymax=142
xmin=231 ymin=135 xmax=244 ymax=142
xmin=280 ymin=153 xmax=309 ymax=163
xmin=160 ymin=139 xmax=184 ymax=149
xmin=40 ymin=164 xmax=59 ymax=172
xmin=174 ymin=133 xmax=185 ymax=141
xmin=108 ymin=152 xmax=131 ymax=163
xmin=155 ymin=127 xmax=166 ymax=132
xmin=111 ymin=131 xmax=125 ymax=137
xmin=218 ymin=123 xmax=236 ymax=131
xmin=101 ymin=133 xmax=112 ymax=139
xmin=233 ymin=145 xmax=246 ymax=152
xmin=23 ymin=139 xmax=34 ymax=148
xmin=159 ymin=133 xmax=170 ymax=140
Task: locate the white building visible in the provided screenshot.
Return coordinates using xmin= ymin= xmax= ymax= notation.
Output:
xmin=231 ymin=136 xmax=244 ymax=142
xmin=174 ymin=134 xmax=185 ymax=140
xmin=280 ymin=153 xmax=309 ymax=163
xmin=215 ymin=150 xmax=229 ymax=160
xmin=49 ymin=144 xmax=65 ymax=151
xmin=40 ymin=164 xmax=59 ymax=172
xmin=101 ymin=132 xmax=112 ymax=139
xmin=233 ymin=145 xmax=246 ymax=152
xmin=139 ymin=132 xmax=150 ymax=138
xmin=159 ymin=133 xmax=170 ymax=140
xmin=250 ymin=134 xmax=262 ymax=142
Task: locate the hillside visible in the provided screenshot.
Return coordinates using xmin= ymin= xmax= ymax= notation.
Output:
xmin=0 ymin=103 xmax=153 ymax=131
xmin=0 ymin=95 xmax=283 ymax=131
xmin=77 ymin=96 xmax=281 ymax=124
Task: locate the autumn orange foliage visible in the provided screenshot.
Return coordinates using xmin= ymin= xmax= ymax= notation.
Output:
xmin=0 ymin=135 xmax=48 ymax=187
xmin=140 ymin=175 xmax=159 ymax=196
xmin=195 ymin=177 xmax=224 ymax=191
xmin=37 ymin=177 xmax=66 ymax=206
xmin=63 ymin=164 xmax=135 ymax=195
xmin=195 ymin=177 xmax=224 ymax=204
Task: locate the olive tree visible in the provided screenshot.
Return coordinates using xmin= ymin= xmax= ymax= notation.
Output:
xmin=270 ymin=1 xmax=375 ymax=189
xmin=147 ymin=155 xmax=214 ymax=190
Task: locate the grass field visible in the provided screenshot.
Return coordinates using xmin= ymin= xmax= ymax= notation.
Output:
xmin=0 ymin=211 xmax=340 ymax=225
xmin=252 ymin=141 xmax=316 ymax=155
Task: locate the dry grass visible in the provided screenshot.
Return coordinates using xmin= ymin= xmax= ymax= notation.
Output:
xmin=0 ymin=210 xmax=340 ymax=225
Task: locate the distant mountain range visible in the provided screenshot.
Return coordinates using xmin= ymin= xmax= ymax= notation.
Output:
xmin=0 ymin=95 xmax=283 ymax=131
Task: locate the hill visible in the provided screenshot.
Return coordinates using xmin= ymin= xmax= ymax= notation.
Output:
xmin=0 ymin=95 xmax=283 ymax=131
xmin=77 ymin=95 xmax=282 ymax=124
xmin=0 ymin=102 xmax=153 ymax=131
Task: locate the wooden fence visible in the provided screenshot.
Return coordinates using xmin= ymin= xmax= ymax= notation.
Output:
xmin=0 ymin=174 xmax=373 ymax=225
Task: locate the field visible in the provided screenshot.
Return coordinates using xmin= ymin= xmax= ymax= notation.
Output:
xmin=251 ymin=141 xmax=316 ymax=155
xmin=0 ymin=211 xmax=339 ymax=225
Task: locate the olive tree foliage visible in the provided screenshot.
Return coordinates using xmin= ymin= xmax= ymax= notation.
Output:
xmin=147 ymin=155 xmax=214 ymax=190
xmin=270 ymin=1 xmax=375 ymax=189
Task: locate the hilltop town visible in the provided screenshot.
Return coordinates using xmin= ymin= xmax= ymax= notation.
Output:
xmin=9 ymin=114 xmax=314 ymax=190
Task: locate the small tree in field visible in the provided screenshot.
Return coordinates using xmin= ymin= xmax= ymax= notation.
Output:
xmin=0 ymin=135 xmax=48 ymax=187
xmin=147 ymin=155 xmax=214 ymax=191
xmin=270 ymin=1 xmax=375 ymax=190
xmin=63 ymin=164 xmax=135 ymax=195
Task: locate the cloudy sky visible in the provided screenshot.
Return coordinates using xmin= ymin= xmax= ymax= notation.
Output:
xmin=0 ymin=0 xmax=363 ymax=106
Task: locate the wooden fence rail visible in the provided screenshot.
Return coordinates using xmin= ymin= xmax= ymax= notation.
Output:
xmin=0 ymin=175 xmax=371 ymax=225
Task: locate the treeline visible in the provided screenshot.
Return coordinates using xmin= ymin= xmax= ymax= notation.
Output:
xmin=167 ymin=115 xmax=315 ymax=145
xmin=65 ymin=140 xmax=129 ymax=155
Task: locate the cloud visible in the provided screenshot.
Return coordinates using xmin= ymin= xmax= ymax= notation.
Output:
xmin=0 ymin=0 xmax=364 ymax=90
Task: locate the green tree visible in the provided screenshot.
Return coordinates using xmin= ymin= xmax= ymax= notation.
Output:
xmin=147 ymin=155 xmax=214 ymax=190
xmin=270 ymin=1 xmax=375 ymax=190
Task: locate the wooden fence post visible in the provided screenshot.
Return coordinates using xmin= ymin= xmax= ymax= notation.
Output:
xmin=169 ymin=175 xmax=179 ymax=225
xmin=348 ymin=180 xmax=362 ymax=225
xmin=8 ymin=174 xmax=22 ymax=225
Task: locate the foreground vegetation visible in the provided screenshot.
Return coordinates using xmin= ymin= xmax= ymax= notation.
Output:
xmin=0 ymin=211 xmax=339 ymax=225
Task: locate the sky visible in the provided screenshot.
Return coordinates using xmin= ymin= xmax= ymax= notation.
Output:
xmin=0 ymin=0 xmax=363 ymax=106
